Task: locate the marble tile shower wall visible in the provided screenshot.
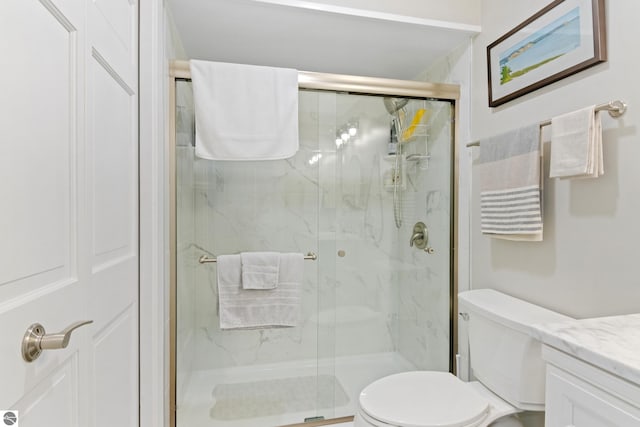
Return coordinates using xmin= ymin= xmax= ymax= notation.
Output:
xmin=190 ymin=92 xmax=321 ymax=370
xmin=191 ymin=156 xmax=322 ymax=369
xmin=414 ymin=41 xmax=473 ymax=377
xmin=181 ymin=89 xmax=452 ymax=373
xmin=188 ymin=92 xmax=401 ymax=370
xmin=395 ymin=101 xmax=452 ymax=371
xmin=329 ymin=110 xmax=398 ymax=359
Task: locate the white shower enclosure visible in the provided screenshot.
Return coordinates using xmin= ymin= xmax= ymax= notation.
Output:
xmin=171 ymin=67 xmax=459 ymax=427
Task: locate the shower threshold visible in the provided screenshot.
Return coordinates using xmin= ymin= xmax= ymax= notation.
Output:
xmin=176 ymin=351 xmax=414 ymax=427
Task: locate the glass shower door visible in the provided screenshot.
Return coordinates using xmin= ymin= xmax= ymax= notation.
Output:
xmin=176 ymin=83 xmax=335 ymax=427
xmin=174 ymin=79 xmax=454 ymax=426
xmin=315 ymin=93 xmax=454 ymax=420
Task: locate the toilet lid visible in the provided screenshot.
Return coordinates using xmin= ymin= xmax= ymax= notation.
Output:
xmin=359 ymin=371 xmax=490 ymax=427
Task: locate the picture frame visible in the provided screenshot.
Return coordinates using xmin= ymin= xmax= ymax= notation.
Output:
xmin=487 ymin=0 xmax=606 ymax=107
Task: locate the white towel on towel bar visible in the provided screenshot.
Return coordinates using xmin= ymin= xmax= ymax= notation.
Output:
xmin=190 ymin=60 xmax=299 ymax=161
xmin=476 ymin=124 xmax=543 ymax=241
xmin=240 ymin=252 xmax=279 ymax=290
xmin=550 ymin=105 xmax=603 ymax=178
xmin=216 ymin=253 xmax=303 ymax=330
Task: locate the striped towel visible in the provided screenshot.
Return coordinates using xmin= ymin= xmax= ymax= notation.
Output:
xmin=476 ymin=124 xmax=543 ymax=241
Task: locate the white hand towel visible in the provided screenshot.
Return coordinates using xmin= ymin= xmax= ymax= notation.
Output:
xmin=278 ymin=253 xmax=304 ymax=285
xmin=190 ymin=60 xmax=299 ymax=161
xmin=476 ymin=124 xmax=543 ymax=241
xmin=240 ymin=252 xmax=279 ymax=290
xmin=550 ymin=106 xmax=603 ymax=178
xmin=216 ymin=253 xmax=303 ymax=330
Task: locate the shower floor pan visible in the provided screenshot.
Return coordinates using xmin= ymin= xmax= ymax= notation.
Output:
xmin=176 ymin=351 xmax=415 ymax=427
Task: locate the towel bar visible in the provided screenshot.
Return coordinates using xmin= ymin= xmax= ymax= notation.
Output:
xmin=465 ymin=100 xmax=627 ymax=148
xmin=199 ymin=252 xmax=318 ymax=264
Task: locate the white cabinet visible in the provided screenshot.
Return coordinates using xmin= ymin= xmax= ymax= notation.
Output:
xmin=543 ymin=346 xmax=640 ymax=427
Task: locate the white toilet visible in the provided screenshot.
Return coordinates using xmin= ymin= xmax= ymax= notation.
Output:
xmin=354 ymin=289 xmax=572 ymax=427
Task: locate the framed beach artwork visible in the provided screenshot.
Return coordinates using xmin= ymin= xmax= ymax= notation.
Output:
xmin=487 ymin=0 xmax=606 ymax=107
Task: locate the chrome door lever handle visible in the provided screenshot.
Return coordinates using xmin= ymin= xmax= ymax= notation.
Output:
xmin=22 ymin=320 xmax=93 ymax=362
xmin=40 ymin=320 xmax=93 ymax=350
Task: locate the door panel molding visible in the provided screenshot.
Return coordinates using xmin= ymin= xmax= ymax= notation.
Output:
xmin=91 ymin=48 xmax=135 ymax=96
xmin=14 ymin=352 xmax=80 ymax=427
xmin=0 ymin=0 xmax=79 ymax=295
xmin=93 ymin=303 xmax=137 ymax=426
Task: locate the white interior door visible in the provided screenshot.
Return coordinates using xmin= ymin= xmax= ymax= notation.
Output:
xmin=0 ymin=1 xmax=139 ymax=426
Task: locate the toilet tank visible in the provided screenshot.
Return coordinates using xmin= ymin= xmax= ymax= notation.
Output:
xmin=458 ymin=289 xmax=572 ymax=411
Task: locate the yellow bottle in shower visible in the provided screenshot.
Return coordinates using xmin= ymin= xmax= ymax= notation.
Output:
xmin=401 ymin=108 xmax=427 ymax=142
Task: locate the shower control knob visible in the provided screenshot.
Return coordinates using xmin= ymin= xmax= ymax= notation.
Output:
xmin=409 ymin=222 xmax=428 ymax=249
xmin=425 ymin=247 xmax=435 ymax=254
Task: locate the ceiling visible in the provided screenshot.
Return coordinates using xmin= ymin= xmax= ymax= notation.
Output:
xmin=167 ymin=0 xmax=479 ymax=80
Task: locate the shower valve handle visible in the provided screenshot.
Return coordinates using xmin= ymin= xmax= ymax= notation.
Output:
xmin=409 ymin=222 xmax=428 ymax=250
xmin=409 ymin=231 xmax=424 ymax=247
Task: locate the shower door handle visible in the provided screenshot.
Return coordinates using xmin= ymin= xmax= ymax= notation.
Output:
xmin=22 ymin=320 xmax=93 ymax=362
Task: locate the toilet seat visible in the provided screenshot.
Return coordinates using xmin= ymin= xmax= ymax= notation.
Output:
xmin=357 ymin=371 xmax=491 ymax=427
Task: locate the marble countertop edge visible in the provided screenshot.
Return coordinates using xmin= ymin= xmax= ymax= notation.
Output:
xmin=531 ymin=313 xmax=640 ymax=386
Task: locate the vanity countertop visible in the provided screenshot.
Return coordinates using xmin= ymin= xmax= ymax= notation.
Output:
xmin=532 ymin=313 xmax=640 ymax=385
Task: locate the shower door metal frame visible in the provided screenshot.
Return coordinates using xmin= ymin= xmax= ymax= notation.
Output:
xmin=168 ymin=59 xmax=461 ymax=427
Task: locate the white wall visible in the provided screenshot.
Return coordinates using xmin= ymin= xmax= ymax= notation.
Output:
xmin=470 ymin=1 xmax=640 ymax=318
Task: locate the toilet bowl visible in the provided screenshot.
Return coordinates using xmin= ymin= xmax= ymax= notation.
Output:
xmin=353 ymin=289 xmax=572 ymax=427
xmin=353 ymin=372 xmax=519 ymax=427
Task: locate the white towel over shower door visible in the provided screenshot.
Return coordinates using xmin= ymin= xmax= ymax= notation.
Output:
xmin=0 ymin=1 xmax=139 ymax=426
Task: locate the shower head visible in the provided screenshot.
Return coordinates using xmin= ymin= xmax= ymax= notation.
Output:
xmin=384 ymin=97 xmax=408 ymax=146
xmin=383 ymin=97 xmax=409 ymax=115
